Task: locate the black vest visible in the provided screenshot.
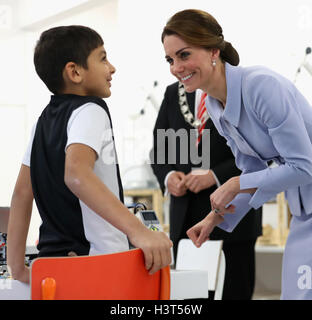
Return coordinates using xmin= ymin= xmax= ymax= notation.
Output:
xmin=31 ymin=94 xmax=124 ymax=257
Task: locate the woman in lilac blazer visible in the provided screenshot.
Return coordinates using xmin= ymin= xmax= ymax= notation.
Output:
xmin=162 ymin=9 xmax=312 ymax=299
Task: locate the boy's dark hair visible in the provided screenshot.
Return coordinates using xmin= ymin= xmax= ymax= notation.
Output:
xmin=34 ymin=25 xmax=104 ymax=94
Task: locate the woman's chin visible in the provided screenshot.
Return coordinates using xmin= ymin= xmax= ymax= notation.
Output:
xmin=183 ymin=84 xmax=197 ymax=93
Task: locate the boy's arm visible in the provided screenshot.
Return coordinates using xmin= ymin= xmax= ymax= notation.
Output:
xmin=7 ymin=164 xmax=33 ymax=283
xmin=65 ymin=143 xmax=172 ymax=274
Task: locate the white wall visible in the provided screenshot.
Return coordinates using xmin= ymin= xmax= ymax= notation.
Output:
xmin=1 ymin=0 xmax=312 ymax=244
xmin=0 ymin=30 xmax=28 ymax=207
xmin=17 ymin=0 xmax=97 ymax=29
xmin=0 ymin=0 xmax=119 ymax=245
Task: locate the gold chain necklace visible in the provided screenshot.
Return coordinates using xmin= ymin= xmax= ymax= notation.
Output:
xmin=178 ymin=82 xmax=209 ymax=128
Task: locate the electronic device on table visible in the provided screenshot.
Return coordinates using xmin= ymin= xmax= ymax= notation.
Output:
xmin=128 ymin=202 xmax=163 ymax=232
xmin=136 ymin=210 xmax=163 ymax=232
xmin=129 ymin=203 xmax=174 ymax=265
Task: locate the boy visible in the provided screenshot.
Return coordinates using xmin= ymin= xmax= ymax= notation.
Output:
xmin=7 ymin=25 xmax=172 ymax=283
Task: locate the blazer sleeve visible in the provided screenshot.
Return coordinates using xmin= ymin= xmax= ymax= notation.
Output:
xmin=150 ymin=86 xmax=176 ymax=194
xmin=217 ymin=74 xmax=312 ymax=232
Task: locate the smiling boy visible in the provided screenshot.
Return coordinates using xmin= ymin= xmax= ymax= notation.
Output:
xmin=7 ymin=25 xmax=172 ymax=283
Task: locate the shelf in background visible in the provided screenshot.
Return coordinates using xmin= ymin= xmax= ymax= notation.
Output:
xmin=255 ymin=245 xmax=284 ymax=253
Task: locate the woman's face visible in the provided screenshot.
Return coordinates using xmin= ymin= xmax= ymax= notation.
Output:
xmin=163 ymin=34 xmax=214 ymax=92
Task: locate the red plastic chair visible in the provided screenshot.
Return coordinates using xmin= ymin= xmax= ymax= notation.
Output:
xmin=31 ymin=248 xmax=170 ymax=300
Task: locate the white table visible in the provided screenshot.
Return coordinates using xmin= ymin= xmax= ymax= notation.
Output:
xmin=0 ymin=279 xmax=30 ymax=300
xmin=0 ymin=269 xmax=208 ymax=300
xmin=170 ymin=269 xmax=208 ymax=299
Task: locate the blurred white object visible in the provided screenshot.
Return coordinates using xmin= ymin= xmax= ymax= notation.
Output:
xmin=303 ymin=59 xmax=312 ymax=76
xmin=175 ymin=239 xmax=226 ymax=300
xmin=0 ymin=280 xmax=30 ymax=300
xmin=122 ymin=161 xmax=158 ymax=189
xmin=170 ymin=269 xmax=208 ymax=299
xmin=294 ymin=47 xmax=312 ymax=83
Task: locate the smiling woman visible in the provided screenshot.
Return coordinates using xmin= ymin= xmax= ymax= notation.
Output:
xmin=161 ymin=8 xmax=312 ymax=300
xmin=161 ymin=9 xmax=239 ymax=104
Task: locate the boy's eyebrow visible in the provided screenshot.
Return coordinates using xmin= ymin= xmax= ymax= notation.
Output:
xmin=99 ymin=50 xmax=107 ymax=56
xmin=165 ymin=47 xmax=190 ymax=60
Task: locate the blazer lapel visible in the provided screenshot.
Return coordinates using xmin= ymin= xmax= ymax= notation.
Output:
xmin=213 ymin=63 xmax=264 ymax=161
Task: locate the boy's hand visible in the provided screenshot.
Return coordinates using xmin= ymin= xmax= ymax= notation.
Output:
xmin=10 ymin=265 xmax=30 ymax=284
xmin=128 ymin=228 xmax=173 ymax=275
xmin=186 ymin=211 xmax=224 ymax=248
xmin=7 ymin=164 xmax=33 ymax=286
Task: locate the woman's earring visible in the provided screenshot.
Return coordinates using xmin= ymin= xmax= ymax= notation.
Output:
xmin=212 ymin=60 xmax=217 ymax=67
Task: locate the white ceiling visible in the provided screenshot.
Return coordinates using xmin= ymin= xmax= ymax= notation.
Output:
xmin=0 ymin=0 xmax=106 ymax=32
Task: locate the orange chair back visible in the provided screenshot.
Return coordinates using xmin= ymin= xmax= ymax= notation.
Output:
xmin=31 ymin=248 xmax=170 ymax=300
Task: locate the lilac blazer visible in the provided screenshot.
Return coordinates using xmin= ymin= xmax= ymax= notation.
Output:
xmin=206 ymin=63 xmax=312 ymax=232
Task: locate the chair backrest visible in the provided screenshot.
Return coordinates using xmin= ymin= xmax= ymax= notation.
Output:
xmin=31 ymin=248 xmax=170 ymax=300
xmin=175 ymin=239 xmax=225 ymax=300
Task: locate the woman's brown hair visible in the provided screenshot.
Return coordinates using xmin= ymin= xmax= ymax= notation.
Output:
xmin=162 ymin=9 xmax=239 ymax=66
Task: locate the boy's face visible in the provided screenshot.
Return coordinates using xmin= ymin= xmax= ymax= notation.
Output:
xmin=81 ymin=45 xmax=116 ymax=98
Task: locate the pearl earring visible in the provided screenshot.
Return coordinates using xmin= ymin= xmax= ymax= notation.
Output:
xmin=212 ymin=60 xmax=216 ymax=67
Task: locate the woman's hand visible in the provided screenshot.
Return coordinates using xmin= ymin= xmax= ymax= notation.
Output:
xmin=210 ymin=176 xmax=240 ymax=215
xmin=186 ymin=211 xmax=224 ymax=247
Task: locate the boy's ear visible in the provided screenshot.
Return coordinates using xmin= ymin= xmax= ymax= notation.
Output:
xmin=63 ymin=62 xmax=83 ymax=84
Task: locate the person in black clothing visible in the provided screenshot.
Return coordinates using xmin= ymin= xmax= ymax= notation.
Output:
xmin=151 ymin=81 xmax=262 ymax=299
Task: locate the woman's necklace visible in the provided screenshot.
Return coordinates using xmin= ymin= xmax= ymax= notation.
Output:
xmin=178 ymin=82 xmax=209 ymax=128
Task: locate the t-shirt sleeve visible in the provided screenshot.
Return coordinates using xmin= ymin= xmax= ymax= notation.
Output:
xmin=66 ymin=102 xmax=111 ymax=156
xmin=22 ymin=121 xmax=37 ymax=167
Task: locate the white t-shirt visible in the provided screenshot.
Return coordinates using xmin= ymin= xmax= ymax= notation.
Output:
xmin=23 ymin=102 xmax=129 ymax=256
